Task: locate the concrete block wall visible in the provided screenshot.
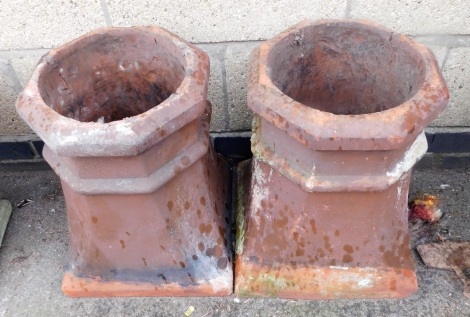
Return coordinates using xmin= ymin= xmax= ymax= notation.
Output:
xmin=0 ymin=0 xmax=469 ymax=138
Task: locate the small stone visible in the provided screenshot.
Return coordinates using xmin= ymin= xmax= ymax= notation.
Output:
xmin=184 ymin=306 xmax=195 ymax=317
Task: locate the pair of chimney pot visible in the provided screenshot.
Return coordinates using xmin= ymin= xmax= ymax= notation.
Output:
xmin=16 ymin=20 xmax=448 ymax=299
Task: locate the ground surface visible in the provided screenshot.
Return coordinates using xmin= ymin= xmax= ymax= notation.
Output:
xmin=0 ymin=164 xmax=469 ymax=317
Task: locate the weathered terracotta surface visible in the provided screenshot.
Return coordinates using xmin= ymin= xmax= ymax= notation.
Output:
xmin=235 ymin=20 xmax=449 ymax=299
xmin=16 ymin=26 xmax=232 ymax=297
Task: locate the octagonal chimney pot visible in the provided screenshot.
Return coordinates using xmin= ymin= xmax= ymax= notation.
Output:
xmin=235 ymin=20 xmax=448 ymax=299
xmin=16 ymin=26 xmax=232 ymax=297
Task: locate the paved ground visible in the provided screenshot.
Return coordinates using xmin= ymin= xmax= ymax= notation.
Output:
xmin=0 ymin=162 xmax=469 ymax=317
